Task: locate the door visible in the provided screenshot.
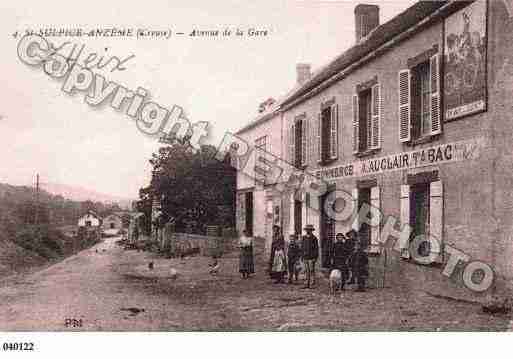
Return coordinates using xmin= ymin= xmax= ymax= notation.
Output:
xmin=358 ymin=187 xmax=372 ymax=248
xmin=294 ymin=200 xmax=302 ymax=236
xmin=320 ymin=193 xmax=335 ymax=268
xmin=245 ymin=192 xmax=254 ymax=236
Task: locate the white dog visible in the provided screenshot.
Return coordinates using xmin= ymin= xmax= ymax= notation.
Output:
xmin=329 ymin=269 xmax=342 ymax=296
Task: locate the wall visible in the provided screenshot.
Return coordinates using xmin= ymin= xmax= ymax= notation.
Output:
xmin=236 ymin=112 xmax=283 ymax=241
xmin=278 ymin=1 xmax=512 ymax=301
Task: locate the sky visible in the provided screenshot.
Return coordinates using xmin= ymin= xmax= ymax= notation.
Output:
xmin=0 ymin=0 xmax=415 ymax=199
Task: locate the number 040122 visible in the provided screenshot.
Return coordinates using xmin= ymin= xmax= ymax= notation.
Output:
xmin=2 ymin=342 xmax=34 ymax=351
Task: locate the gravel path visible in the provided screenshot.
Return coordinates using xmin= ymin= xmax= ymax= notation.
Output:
xmin=0 ymin=236 xmax=510 ymax=331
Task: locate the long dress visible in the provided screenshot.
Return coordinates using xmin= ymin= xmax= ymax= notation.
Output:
xmin=239 ymin=235 xmax=255 ymax=274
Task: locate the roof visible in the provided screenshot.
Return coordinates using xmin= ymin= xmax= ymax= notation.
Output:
xmin=235 ymin=1 xmax=470 ymax=135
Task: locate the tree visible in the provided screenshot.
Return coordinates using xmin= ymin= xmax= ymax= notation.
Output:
xmin=140 ymin=142 xmax=236 ymax=234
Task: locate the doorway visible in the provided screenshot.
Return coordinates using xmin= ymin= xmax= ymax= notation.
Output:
xmin=245 ymin=192 xmax=254 ymax=236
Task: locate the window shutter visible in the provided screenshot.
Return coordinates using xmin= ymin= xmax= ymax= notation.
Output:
xmin=369 ymin=186 xmax=381 ymax=254
xmin=430 ymin=54 xmax=442 ymax=135
xmin=371 ymin=84 xmax=382 ymax=149
xmin=429 ymin=180 xmax=443 ymax=263
xmin=301 ymin=119 xmax=307 ymax=166
xmin=352 ymin=94 xmax=359 ymax=153
xmin=352 ymin=188 xmax=359 ymax=231
xmin=400 ymin=184 xmax=410 ymax=259
xmin=289 ymin=192 xmax=295 ymax=236
xmin=316 ymin=113 xmax=322 ymax=163
xmin=239 ymin=193 xmax=246 ymax=234
xmin=290 ymin=123 xmax=295 ymax=165
xmin=398 ymin=69 xmax=411 ymax=142
xmin=330 ymin=104 xmax=339 ymax=159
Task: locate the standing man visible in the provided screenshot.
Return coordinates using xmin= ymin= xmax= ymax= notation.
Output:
xmin=349 ymin=241 xmax=369 ymax=292
xmin=301 ymin=224 xmax=319 ymax=289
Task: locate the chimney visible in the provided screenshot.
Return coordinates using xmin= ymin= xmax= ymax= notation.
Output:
xmin=296 ymin=63 xmax=311 ymax=85
xmin=355 ymin=4 xmax=380 ymax=42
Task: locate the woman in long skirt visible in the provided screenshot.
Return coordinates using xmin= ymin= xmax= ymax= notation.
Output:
xmin=239 ymin=230 xmax=254 ymax=279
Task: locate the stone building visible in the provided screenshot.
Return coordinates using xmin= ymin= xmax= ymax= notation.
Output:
xmin=234 ymin=0 xmax=513 ymax=301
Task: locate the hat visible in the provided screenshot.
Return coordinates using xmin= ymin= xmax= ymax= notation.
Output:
xmin=346 ymin=229 xmax=357 ymax=237
xmin=304 ymin=224 xmax=315 ymax=231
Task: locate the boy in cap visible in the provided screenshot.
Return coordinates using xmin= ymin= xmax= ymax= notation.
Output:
xmin=301 ymin=224 xmax=319 ymax=288
xmin=287 ymin=233 xmax=301 ymax=284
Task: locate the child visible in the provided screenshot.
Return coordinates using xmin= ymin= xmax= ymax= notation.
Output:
xmin=287 ymin=233 xmax=301 ymax=284
xmin=272 ymin=242 xmax=287 ymax=284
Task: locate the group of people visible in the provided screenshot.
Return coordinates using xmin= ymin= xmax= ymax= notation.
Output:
xmin=267 ymin=225 xmax=370 ymax=291
xmin=238 ymin=224 xmax=369 ymax=291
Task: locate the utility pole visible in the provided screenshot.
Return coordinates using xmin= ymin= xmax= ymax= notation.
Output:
xmin=34 ymin=173 xmax=39 ymax=226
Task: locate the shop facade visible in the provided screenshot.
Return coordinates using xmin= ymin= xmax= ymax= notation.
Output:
xmin=235 ymin=0 xmax=513 ymax=300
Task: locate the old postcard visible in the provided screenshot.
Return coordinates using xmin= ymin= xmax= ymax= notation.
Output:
xmin=1 ymin=0 xmax=513 ymax=351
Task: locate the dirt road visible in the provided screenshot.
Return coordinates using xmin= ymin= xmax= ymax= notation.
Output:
xmin=0 ymin=236 xmax=510 ymax=331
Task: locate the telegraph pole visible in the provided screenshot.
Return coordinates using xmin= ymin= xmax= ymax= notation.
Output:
xmin=34 ymin=173 xmax=39 ymax=226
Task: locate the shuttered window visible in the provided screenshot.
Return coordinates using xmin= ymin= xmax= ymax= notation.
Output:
xmin=301 ymin=119 xmax=307 ymax=166
xmin=400 ymin=180 xmax=444 ymax=263
xmin=330 ymin=104 xmax=339 ymax=159
xmin=354 ymin=84 xmax=381 ymax=154
xmin=399 ymin=53 xmax=442 ymax=142
xmin=352 ymin=94 xmax=360 ymax=153
xmin=430 ymin=54 xmax=441 ymax=135
xmin=398 ymin=70 xmax=411 ymax=142
xmin=317 ymin=103 xmax=339 ymax=163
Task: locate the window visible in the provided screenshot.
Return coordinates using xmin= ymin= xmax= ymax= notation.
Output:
xmin=254 ymin=135 xmax=268 ymax=185
xmin=410 ymin=183 xmax=430 ymax=244
xmin=353 ymin=83 xmax=381 ymax=154
xmin=110 ymin=222 xmax=115 ymax=229
xmin=288 ymin=116 xmax=308 ymax=167
xmin=316 ymin=103 xmax=338 ymax=163
xmin=399 ymin=53 xmax=441 ymax=142
xmin=85 ymin=220 xmax=92 ymax=227
xmin=400 ymin=180 xmax=443 ymax=262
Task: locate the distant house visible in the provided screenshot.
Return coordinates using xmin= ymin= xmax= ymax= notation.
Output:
xmin=78 ymin=211 xmax=101 ymax=228
xmin=102 ymin=214 xmax=123 ymax=231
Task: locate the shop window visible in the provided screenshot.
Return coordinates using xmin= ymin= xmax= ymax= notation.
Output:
xmin=316 ymin=103 xmax=338 ymax=163
xmin=353 ymin=83 xmax=381 ymax=154
xmin=399 ymin=53 xmax=441 ymax=143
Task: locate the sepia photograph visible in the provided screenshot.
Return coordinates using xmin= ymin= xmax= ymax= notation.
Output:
xmin=1 ymin=0 xmax=513 ymax=353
